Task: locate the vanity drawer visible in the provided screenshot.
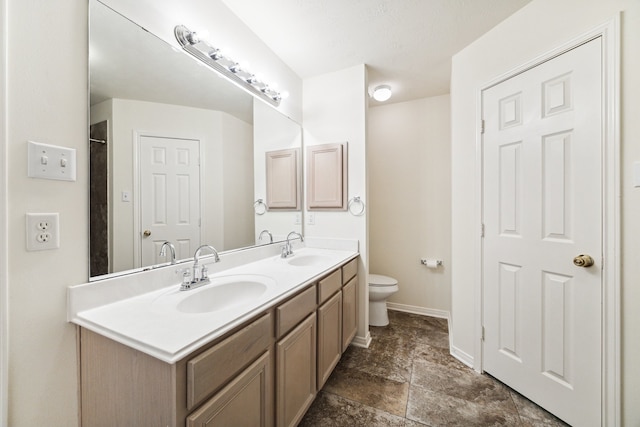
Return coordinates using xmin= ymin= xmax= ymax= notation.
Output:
xmin=186 ymin=312 xmax=273 ymax=410
xmin=276 ymin=285 xmax=317 ymax=339
xmin=318 ymin=269 xmax=342 ymax=304
xmin=342 ymin=258 xmax=358 ymax=284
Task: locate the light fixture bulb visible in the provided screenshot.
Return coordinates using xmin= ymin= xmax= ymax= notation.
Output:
xmin=372 ymin=85 xmax=392 ymax=102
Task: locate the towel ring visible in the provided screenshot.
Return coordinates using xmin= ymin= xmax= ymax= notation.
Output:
xmin=347 ymin=196 xmax=365 ymax=216
xmin=254 ymin=199 xmax=267 ymax=215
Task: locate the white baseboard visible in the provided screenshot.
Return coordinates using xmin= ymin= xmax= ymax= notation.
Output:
xmin=350 ymin=331 xmax=372 ymax=348
xmin=386 ymin=302 xmax=449 ymax=320
xmin=450 ymin=345 xmax=474 ymax=369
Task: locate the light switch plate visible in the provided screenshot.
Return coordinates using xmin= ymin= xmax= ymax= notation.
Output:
xmin=27 ymin=140 xmax=77 ymax=181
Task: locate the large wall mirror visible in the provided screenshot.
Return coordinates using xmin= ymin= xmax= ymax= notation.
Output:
xmin=89 ymin=0 xmax=302 ymax=280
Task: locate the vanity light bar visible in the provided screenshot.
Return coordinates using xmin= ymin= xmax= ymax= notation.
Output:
xmin=174 ymin=25 xmax=282 ymax=106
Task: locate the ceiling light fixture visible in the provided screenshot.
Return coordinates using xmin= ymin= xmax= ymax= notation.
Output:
xmin=174 ymin=25 xmax=282 ymax=106
xmin=372 ymin=85 xmax=392 ymax=102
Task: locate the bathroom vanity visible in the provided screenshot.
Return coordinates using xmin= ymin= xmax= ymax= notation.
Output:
xmin=69 ymin=243 xmax=359 ymax=427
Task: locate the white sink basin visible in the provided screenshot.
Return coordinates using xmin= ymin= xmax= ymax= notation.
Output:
xmin=176 ymin=275 xmax=274 ymax=314
xmin=286 ymin=254 xmax=331 ymax=267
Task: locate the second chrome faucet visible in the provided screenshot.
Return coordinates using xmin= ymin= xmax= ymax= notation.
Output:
xmin=281 ymin=231 xmax=304 ymax=258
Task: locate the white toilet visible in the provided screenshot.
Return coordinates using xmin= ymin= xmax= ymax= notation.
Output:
xmin=368 ymin=274 xmax=399 ymax=326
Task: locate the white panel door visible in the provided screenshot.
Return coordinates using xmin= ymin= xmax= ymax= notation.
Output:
xmin=140 ymin=135 xmax=201 ymax=266
xmin=482 ymin=39 xmax=602 ymax=426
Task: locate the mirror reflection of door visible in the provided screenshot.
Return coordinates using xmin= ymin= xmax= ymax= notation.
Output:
xmin=139 ymin=135 xmax=201 ymax=266
xmin=89 ymin=121 xmax=109 ymax=276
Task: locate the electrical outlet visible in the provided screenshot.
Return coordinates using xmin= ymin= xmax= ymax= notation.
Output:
xmin=307 ymin=212 xmax=315 ymax=225
xmin=26 ymin=213 xmax=60 ymax=251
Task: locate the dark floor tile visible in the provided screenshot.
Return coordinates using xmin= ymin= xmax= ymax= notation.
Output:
xmin=299 ymin=391 xmax=406 ymax=427
xmin=403 ymin=419 xmax=429 ymax=427
xmin=340 ymin=333 xmax=415 ymax=382
xmin=413 ymin=342 xmax=468 ymax=373
xmin=388 ymin=310 xmax=449 ymax=333
xmin=413 ymin=327 xmax=450 ymax=350
xmin=323 ymin=363 xmax=409 ymax=417
xmin=510 ymin=390 xmax=570 ymax=426
xmin=302 ymin=311 xmax=560 ymax=426
xmin=411 ymin=358 xmax=512 ymax=405
xmin=407 ymin=386 xmax=521 ymax=427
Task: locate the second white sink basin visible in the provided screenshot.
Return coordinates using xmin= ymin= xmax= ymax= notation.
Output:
xmin=176 ymin=275 xmax=274 ymax=314
xmin=286 ymin=254 xmax=332 ymax=267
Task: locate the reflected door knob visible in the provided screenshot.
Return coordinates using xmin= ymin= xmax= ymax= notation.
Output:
xmin=143 ymin=230 xmax=151 ymax=237
xmin=573 ymin=254 xmax=594 ymax=267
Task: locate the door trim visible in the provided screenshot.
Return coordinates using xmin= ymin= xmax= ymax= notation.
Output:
xmin=0 ymin=0 xmax=7 ymax=423
xmin=474 ymin=17 xmax=620 ymax=426
xmin=133 ymin=130 xmax=204 ymax=268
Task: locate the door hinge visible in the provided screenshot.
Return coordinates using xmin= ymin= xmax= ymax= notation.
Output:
xmin=481 ymin=119 xmax=485 ymax=134
xmin=481 ymin=326 xmax=485 ymax=341
xmin=481 ymin=223 xmax=485 ymax=238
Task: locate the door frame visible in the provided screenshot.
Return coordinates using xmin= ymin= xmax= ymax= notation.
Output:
xmin=132 ymin=130 xmax=204 ymax=268
xmin=474 ymin=17 xmax=620 ymax=425
xmin=0 ymin=0 xmax=7 ymax=423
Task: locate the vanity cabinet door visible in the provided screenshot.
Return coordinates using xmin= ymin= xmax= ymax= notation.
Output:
xmin=186 ymin=350 xmax=273 ymax=427
xmin=276 ymin=313 xmax=317 ymax=427
xmin=317 ymin=291 xmax=343 ymax=388
xmin=342 ymin=276 xmax=358 ymax=352
xmin=186 ymin=312 xmax=273 ymax=410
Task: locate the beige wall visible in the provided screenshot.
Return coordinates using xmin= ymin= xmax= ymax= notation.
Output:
xmin=303 ymin=65 xmax=369 ymax=341
xmin=253 ymin=100 xmax=303 ymax=243
xmin=450 ymin=0 xmax=640 ymax=424
xmin=2 ymin=0 xmax=302 ymax=425
xmin=368 ymin=95 xmax=451 ymax=315
xmin=221 ymin=113 xmax=255 ymax=250
xmin=5 ymin=1 xmax=87 ymax=425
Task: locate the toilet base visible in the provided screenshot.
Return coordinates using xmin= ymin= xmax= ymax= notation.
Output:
xmin=369 ymin=300 xmax=390 ymax=326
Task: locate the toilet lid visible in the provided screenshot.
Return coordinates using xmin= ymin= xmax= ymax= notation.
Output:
xmin=369 ymin=274 xmax=398 ymax=286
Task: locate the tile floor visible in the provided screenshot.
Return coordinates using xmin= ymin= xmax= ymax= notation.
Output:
xmin=300 ymin=310 xmax=569 ymax=426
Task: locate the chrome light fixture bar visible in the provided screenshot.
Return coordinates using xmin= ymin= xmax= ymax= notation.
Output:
xmin=175 ymin=25 xmax=282 ymax=106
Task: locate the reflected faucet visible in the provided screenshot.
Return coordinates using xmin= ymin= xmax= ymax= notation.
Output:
xmin=282 ymin=231 xmax=304 ymax=258
xmin=258 ymin=229 xmax=273 ymax=244
xmin=180 ymin=244 xmax=220 ymax=291
xmin=159 ymin=241 xmax=176 ymax=265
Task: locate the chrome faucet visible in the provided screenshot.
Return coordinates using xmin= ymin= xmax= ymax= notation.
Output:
xmin=258 ymin=229 xmax=273 ymax=244
xmin=282 ymin=231 xmax=304 ymax=258
xmin=180 ymin=244 xmax=220 ymax=291
xmin=159 ymin=241 xmax=176 ymax=265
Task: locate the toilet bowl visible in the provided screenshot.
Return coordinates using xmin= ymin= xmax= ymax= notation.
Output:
xmin=368 ymin=274 xmax=399 ymax=326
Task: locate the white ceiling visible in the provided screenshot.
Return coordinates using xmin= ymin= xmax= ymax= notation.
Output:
xmin=221 ymin=0 xmax=532 ymax=104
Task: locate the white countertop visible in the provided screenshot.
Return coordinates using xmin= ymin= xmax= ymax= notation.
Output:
xmin=68 ymin=242 xmax=358 ymax=364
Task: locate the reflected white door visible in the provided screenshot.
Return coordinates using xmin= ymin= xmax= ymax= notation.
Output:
xmin=482 ymin=39 xmax=602 ymax=426
xmin=140 ymin=135 xmax=201 ymax=266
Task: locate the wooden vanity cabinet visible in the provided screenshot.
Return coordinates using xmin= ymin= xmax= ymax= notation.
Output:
xmin=341 ymin=258 xmax=358 ymax=352
xmin=317 ymin=290 xmax=342 ymax=388
xmin=79 ymin=311 xmax=274 ymax=427
xmin=78 ymin=257 xmax=359 ymax=427
xmin=274 ymin=283 xmax=318 ymax=427
xmin=186 ymin=350 xmax=272 ymax=427
xmin=276 ymin=313 xmax=317 ymax=427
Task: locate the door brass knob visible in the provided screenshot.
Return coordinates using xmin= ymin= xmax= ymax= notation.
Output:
xmin=143 ymin=230 xmax=151 ymax=237
xmin=573 ymin=254 xmax=594 ymax=267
